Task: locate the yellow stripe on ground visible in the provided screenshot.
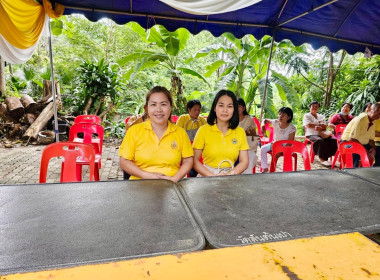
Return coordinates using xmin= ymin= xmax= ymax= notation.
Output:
xmin=2 ymin=232 xmax=380 ymax=280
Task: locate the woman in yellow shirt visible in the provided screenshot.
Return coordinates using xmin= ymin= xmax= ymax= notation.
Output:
xmin=176 ymin=99 xmax=206 ymax=141
xmin=119 ymin=86 xmax=193 ymax=182
xmin=193 ymin=90 xmax=249 ymax=176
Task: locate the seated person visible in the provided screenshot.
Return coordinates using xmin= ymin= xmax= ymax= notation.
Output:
xmin=260 ymin=107 xmax=297 ymax=173
xmin=176 ymin=99 xmax=206 ymax=177
xmin=341 ymin=103 xmax=380 ymax=167
xmin=193 ymin=90 xmax=249 ymax=176
xmin=237 ymin=98 xmax=258 ymax=174
xmin=303 ymin=101 xmax=337 ymax=166
xmin=328 ymin=102 xmax=354 ymax=136
xmin=119 ymin=86 xmax=193 ymax=183
xmin=176 ymin=99 xmax=206 ymax=139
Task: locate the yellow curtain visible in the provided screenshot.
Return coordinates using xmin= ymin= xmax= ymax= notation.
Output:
xmin=0 ymin=0 xmax=64 ymax=50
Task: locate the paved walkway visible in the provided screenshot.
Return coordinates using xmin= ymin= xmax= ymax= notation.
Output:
xmin=0 ymin=142 xmax=330 ymax=185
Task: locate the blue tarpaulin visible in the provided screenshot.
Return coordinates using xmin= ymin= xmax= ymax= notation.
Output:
xmin=56 ymin=0 xmax=380 ymax=55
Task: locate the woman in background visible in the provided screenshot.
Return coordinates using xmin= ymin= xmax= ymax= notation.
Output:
xmin=237 ymin=98 xmax=258 ymax=174
xmin=260 ymin=107 xmax=296 ymax=173
xmin=193 ymin=90 xmax=249 ymax=176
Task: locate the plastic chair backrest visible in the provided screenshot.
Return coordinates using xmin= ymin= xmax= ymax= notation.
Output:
xmin=69 ymin=123 xmax=104 ymax=154
xmin=339 ymin=141 xmax=371 ymax=168
xmin=39 ymin=142 xmax=96 ymax=183
xmin=334 ymin=124 xmax=347 ymax=141
xmin=271 ymin=140 xmax=311 ymax=172
xmin=125 ymin=116 xmax=130 ymax=127
xmin=171 ymin=115 xmax=179 ymax=123
xmin=264 ymin=122 xmax=274 ymax=142
xmin=74 ymin=115 xmax=101 ymax=125
xmin=252 ymin=117 xmax=261 ymax=135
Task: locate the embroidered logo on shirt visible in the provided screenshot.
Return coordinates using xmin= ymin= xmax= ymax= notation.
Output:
xmin=232 ymin=138 xmax=237 ymax=144
xmin=171 ymin=140 xmax=178 ymax=149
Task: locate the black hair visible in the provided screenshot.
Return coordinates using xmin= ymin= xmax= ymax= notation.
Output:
xmin=363 ymin=102 xmax=372 ymax=112
xmin=278 ymin=107 xmax=293 ymax=123
xmin=341 ymin=102 xmax=352 ymax=110
xmin=207 ymin=90 xmax=239 ymax=129
xmin=237 ymin=98 xmax=249 ymax=115
xmin=309 ymin=101 xmax=320 ymax=108
xmin=186 ymin=99 xmax=202 ymax=110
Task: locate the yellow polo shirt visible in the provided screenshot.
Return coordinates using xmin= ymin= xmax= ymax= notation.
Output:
xmin=341 ymin=113 xmax=376 ymax=145
xmin=193 ymin=124 xmax=249 ymax=168
xmin=119 ymin=119 xmax=193 ymax=180
xmin=176 ymin=114 xmax=206 ymax=130
xmin=374 ymin=119 xmax=380 ymax=142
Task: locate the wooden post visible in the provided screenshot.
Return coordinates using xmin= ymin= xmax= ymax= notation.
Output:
xmin=0 ymin=56 xmax=5 ymax=98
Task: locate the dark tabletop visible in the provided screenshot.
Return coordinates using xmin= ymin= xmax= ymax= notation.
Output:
xmin=342 ymin=167 xmax=380 ymax=186
xmin=178 ymin=170 xmax=380 ymax=248
xmin=0 ymin=180 xmax=204 ymax=274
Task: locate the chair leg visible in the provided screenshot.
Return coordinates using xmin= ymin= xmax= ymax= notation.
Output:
xmin=94 ymin=163 xmax=100 ymax=181
xmin=76 ymin=165 xmax=82 ymax=181
xmin=331 ymin=150 xmax=340 ymax=169
xmin=310 ymin=142 xmax=315 ymax=163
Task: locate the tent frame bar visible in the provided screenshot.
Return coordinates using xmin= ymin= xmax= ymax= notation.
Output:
xmin=64 ymin=5 xmax=380 ymax=50
xmin=277 ymin=0 xmax=339 ymax=27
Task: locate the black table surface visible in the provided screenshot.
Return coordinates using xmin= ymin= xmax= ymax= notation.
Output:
xmin=342 ymin=167 xmax=380 ymax=186
xmin=0 ymin=180 xmax=204 ymax=274
xmin=178 ymin=169 xmax=380 ymax=248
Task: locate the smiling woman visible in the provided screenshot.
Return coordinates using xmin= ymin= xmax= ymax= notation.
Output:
xmin=119 ymin=86 xmax=193 ymax=183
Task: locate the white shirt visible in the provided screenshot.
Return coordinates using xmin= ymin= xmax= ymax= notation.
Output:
xmin=303 ymin=112 xmax=326 ymax=136
xmin=268 ymin=119 xmax=297 ymax=141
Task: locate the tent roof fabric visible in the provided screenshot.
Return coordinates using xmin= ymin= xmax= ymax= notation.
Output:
xmin=56 ymin=0 xmax=380 ymax=55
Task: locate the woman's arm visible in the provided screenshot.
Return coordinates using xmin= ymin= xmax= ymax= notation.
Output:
xmin=161 ymin=156 xmax=193 ymax=183
xmin=288 ymin=131 xmax=296 ymax=140
xmin=120 ymin=157 xmax=162 ymax=180
xmin=193 ymin=149 xmax=215 ymax=177
xmin=229 ymin=150 xmax=249 ymax=175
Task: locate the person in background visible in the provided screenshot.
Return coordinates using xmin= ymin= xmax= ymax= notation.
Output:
xmin=328 ymin=102 xmax=354 ymax=131
xmin=374 ymin=103 xmax=380 ymax=167
xmin=363 ymin=102 xmax=372 ymax=113
xmin=176 ymin=99 xmax=206 ymax=177
xmin=303 ymin=101 xmax=337 ymax=166
xmin=193 ymin=90 xmax=249 ymax=176
xmin=176 ymin=99 xmax=206 ymax=133
xmin=260 ymin=107 xmax=297 ymax=173
xmin=341 ymin=103 xmax=380 ymax=167
xmin=119 ymin=86 xmax=193 ymax=182
xmin=237 ymin=98 xmax=258 ymax=174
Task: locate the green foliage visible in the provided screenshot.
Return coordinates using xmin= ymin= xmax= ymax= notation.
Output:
xmin=103 ymin=119 xmax=125 ymax=138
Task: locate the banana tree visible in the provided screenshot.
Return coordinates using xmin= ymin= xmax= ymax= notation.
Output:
xmin=118 ymin=23 xmax=209 ymax=115
xmin=189 ymin=34 xmax=300 ymax=118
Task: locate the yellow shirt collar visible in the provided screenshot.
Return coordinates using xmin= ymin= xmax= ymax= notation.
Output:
xmin=211 ymin=124 xmax=232 ymax=136
xmin=143 ymin=119 xmax=177 ymax=134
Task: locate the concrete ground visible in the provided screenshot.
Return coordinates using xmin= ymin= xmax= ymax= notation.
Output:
xmin=0 ymin=141 xmax=332 ymax=185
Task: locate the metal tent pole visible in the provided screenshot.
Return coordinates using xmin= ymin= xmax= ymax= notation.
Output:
xmin=258 ymin=34 xmax=275 ymax=124
xmin=47 ymin=17 xmax=59 ymax=142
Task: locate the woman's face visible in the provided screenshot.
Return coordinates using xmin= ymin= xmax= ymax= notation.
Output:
xmin=214 ymin=95 xmax=234 ymax=123
xmin=188 ymin=104 xmax=201 ymax=119
xmin=146 ymin=92 xmax=172 ymax=126
xmin=238 ymin=105 xmax=245 ymax=116
xmin=341 ymin=104 xmax=351 ymax=114
xmin=309 ymin=104 xmax=319 ymax=114
xmin=278 ymin=111 xmax=290 ymax=123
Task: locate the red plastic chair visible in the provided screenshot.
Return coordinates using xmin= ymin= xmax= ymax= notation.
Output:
xmin=331 ymin=124 xmax=347 ymax=169
xmin=253 ymin=117 xmax=261 ymax=136
xmin=125 ymin=116 xmax=130 ymax=128
xmin=261 ymin=122 xmax=274 ymax=145
xmin=338 ymin=142 xmax=371 ymax=169
xmin=69 ymin=123 xmax=104 ymax=181
xmin=270 ymin=140 xmax=311 ymax=172
xmin=74 ymin=115 xmax=101 ymax=125
xmin=171 ymin=115 xmax=179 ymax=123
xmin=39 ymin=142 xmax=96 ymax=183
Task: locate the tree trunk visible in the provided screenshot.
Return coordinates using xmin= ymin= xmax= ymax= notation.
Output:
xmin=0 ymin=56 xmax=5 ymax=98
xmin=324 ymin=50 xmax=346 ymax=108
xmin=94 ymin=96 xmax=104 ymax=115
xmin=5 ymin=96 xmax=24 ymax=120
xmin=23 ymin=102 xmax=55 ymax=140
xmin=20 ymin=113 xmax=37 ymax=125
xmin=20 ymin=94 xmax=38 ymax=113
xmin=83 ymin=97 xmax=93 ymax=115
